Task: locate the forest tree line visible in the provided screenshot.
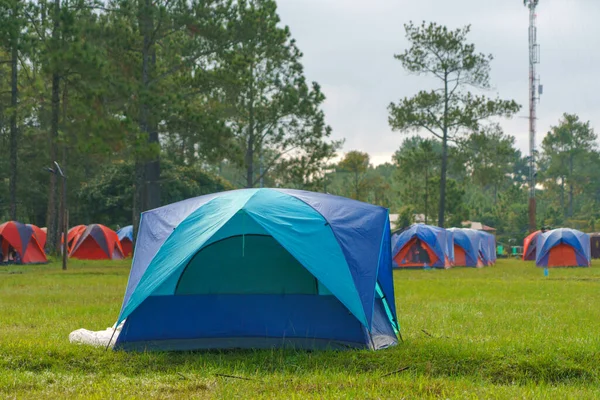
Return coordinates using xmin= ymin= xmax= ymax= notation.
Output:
xmin=0 ymin=0 xmax=340 ymax=253
xmin=0 ymin=2 xmax=598 ymax=250
xmin=329 ymin=110 xmax=600 ymax=243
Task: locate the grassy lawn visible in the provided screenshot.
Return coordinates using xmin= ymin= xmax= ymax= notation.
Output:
xmin=1 ymin=258 xmax=599 ymax=399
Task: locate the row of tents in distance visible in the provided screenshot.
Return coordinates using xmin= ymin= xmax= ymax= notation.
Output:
xmin=391 ymin=224 xmax=497 ymax=269
xmin=2 ymin=218 xmax=592 ymax=268
xmin=0 ymin=221 xmax=134 ymax=264
xmin=394 ymin=224 xmax=592 ymax=268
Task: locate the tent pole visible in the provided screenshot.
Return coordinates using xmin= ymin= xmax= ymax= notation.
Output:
xmin=105 ymin=325 xmax=118 ymax=351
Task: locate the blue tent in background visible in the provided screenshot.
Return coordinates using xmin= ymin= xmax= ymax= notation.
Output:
xmin=536 ymin=228 xmax=590 ymax=267
xmin=116 ymin=225 xmax=134 ymax=257
xmin=447 ymin=228 xmax=484 ymax=267
xmin=116 ymin=225 xmax=133 ymax=242
xmin=479 ymin=231 xmax=496 ymax=266
xmin=392 ymin=224 xmax=453 ymax=269
xmin=114 ymin=189 xmax=399 ymax=351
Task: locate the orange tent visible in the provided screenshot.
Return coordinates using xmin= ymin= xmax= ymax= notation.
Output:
xmin=392 ymin=224 xmax=453 ymax=269
xmin=0 ymin=221 xmax=47 ymax=264
xmin=70 ymin=224 xmax=124 ymax=260
xmin=394 ymin=237 xmax=441 ymax=267
xmin=64 ymin=225 xmax=87 ymax=252
xmin=28 ymin=224 xmax=47 ymax=249
xmin=523 ymin=230 xmax=541 ymax=261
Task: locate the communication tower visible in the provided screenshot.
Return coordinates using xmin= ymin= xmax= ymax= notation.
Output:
xmin=525 ymin=0 xmax=541 ymax=233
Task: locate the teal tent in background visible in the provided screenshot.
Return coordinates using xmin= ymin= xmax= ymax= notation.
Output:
xmin=114 ymin=189 xmax=399 ymax=351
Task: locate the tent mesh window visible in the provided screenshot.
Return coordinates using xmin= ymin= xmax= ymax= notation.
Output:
xmin=175 ymin=235 xmax=331 ymax=295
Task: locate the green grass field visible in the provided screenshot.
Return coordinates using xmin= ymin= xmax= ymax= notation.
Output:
xmin=1 ymin=258 xmax=599 ymax=399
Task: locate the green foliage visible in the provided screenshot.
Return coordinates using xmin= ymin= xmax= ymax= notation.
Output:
xmin=393 ymin=137 xmax=440 ymax=224
xmin=388 ymin=21 xmax=520 ymax=226
xmin=539 ymin=113 xmax=599 ymax=220
xmin=337 ymin=151 xmax=371 ymax=201
xmin=77 ymin=158 xmax=232 ymax=227
xmin=3 ymin=3 xmax=600 ymax=244
xmin=457 ymin=124 xmax=517 ymax=191
xmin=0 ymin=0 xmax=338 ymax=230
xmin=223 ymin=0 xmax=339 ymax=188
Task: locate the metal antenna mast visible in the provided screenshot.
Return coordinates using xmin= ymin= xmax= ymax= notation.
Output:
xmin=525 ymin=0 xmax=541 ymax=233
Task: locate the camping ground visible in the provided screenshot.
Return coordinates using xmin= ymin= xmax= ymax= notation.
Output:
xmin=1 ymin=259 xmax=599 ymax=399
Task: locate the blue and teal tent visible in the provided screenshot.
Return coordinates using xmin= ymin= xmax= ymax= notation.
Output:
xmin=114 ymin=189 xmax=399 ymax=351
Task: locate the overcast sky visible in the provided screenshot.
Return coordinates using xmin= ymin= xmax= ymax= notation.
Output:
xmin=276 ymin=0 xmax=600 ymax=165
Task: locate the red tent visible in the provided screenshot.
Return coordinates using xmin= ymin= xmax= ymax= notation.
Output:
xmin=70 ymin=224 xmax=124 ymax=260
xmin=28 ymin=224 xmax=47 ymax=249
xmin=64 ymin=225 xmax=87 ymax=252
xmin=394 ymin=237 xmax=442 ymax=268
xmin=523 ymin=230 xmax=541 ymax=261
xmin=121 ymin=238 xmax=133 ymax=258
xmin=0 ymin=221 xmax=47 ymax=264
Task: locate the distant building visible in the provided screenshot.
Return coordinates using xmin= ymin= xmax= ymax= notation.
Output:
xmin=461 ymin=221 xmax=496 ymax=234
xmin=414 ymin=214 xmax=426 ymax=224
xmin=389 ymin=214 xmax=399 ymax=231
xmin=389 ymin=213 xmax=427 ymax=232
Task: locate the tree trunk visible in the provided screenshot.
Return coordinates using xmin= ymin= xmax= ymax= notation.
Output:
xmin=424 ymin=167 xmax=428 ymax=225
xmin=145 ymin=43 xmax=160 ymax=210
xmin=46 ymin=0 xmax=61 ymax=254
xmin=354 ymin=171 xmax=359 ymax=200
xmin=132 ymin=161 xmax=145 ymax=242
xmin=568 ymin=153 xmax=574 ymax=218
xmin=438 ymin=73 xmax=449 ymax=228
xmin=494 ymin=184 xmax=498 ymax=205
xmin=140 ymin=0 xmax=161 ymax=211
xmin=560 ymin=176 xmax=565 ymax=219
xmin=145 ymin=155 xmax=160 ymax=209
xmin=245 ymin=63 xmax=255 ymax=188
xmin=9 ymin=13 xmax=18 ymax=220
xmin=245 ymin=124 xmax=254 ymax=188
xmin=438 ymin=137 xmax=448 ymax=227
xmin=134 ymin=0 xmax=159 ymax=233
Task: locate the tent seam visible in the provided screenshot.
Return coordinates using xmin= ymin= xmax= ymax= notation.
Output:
xmin=273 ymin=189 xmax=382 ymax=329
xmin=243 ymin=193 xmax=369 ymax=328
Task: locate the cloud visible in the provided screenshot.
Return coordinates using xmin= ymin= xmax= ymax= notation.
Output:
xmin=277 ymin=0 xmax=600 ymax=165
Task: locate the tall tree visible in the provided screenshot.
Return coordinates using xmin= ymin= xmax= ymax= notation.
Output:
xmin=457 ymin=124 xmax=517 ymax=203
xmin=540 ymin=113 xmax=597 ymax=218
xmin=270 ymin=140 xmax=341 ymax=191
xmin=225 ymin=0 xmax=335 ymax=188
xmin=103 ymin=0 xmax=233 ymax=232
xmin=22 ymin=0 xmax=111 ymax=252
xmin=0 ymin=0 xmax=21 ymax=219
xmin=393 ymin=137 xmax=440 ymax=224
xmin=388 ymin=22 xmax=520 ymax=227
xmin=337 ymin=150 xmax=370 ymax=201
xmin=9 ymin=0 xmax=19 ymax=220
